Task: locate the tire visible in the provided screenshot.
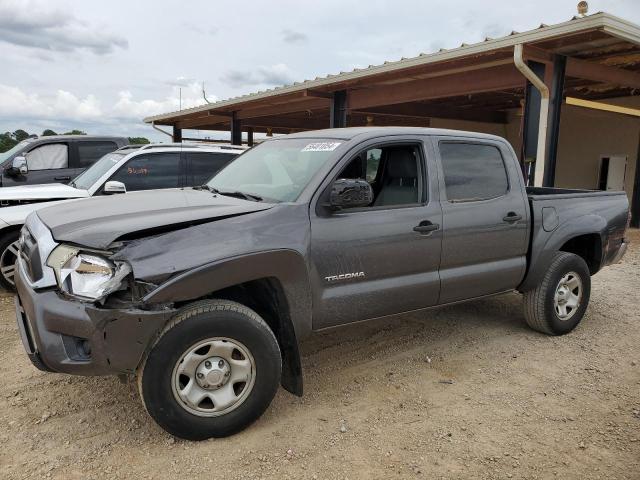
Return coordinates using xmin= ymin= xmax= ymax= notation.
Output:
xmin=523 ymin=251 xmax=591 ymax=335
xmin=137 ymin=299 xmax=281 ymax=440
xmin=0 ymin=230 xmax=20 ymax=291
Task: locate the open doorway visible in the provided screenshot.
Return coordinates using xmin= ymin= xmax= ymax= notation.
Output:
xmin=598 ymin=155 xmax=627 ymax=191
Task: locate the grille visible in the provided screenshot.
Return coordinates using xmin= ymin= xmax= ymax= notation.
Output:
xmin=19 ymin=227 xmax=43 ymax=283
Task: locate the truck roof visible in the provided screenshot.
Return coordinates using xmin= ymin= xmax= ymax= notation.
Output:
xmin=34 ymin=135 xmax=128 ymax=141
xmin=283 ymin=127 xmax=507 ymax=143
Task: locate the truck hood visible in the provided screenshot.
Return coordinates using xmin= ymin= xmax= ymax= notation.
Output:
xmin=36 ymin=188 xmax=274 ymax=249
xmin=0 ymin=183 xmax=87 ymax=201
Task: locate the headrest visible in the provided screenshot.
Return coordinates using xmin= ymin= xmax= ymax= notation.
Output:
xmin=386 ymin=149 xmax=417 ymax=178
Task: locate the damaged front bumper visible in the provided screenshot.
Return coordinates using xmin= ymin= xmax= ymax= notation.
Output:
xmin=15 ymin=260 xmax=176 ymax=376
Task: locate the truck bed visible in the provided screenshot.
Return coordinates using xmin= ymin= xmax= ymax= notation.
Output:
xmin=519 ymin=186 xmax=629 ymax=292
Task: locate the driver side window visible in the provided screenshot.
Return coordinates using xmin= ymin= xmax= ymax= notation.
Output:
xmin=336 ymin=144 xmax=422 ymax=208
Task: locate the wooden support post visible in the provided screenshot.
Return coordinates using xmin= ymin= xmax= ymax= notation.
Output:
xmin=521 ymin=61 xmax=546 ymax=186
xmin=544 ymin=55 xmax=566 ymax=187
xmin=230 ymin=112 xmax=242 ymax=145
xmin=631 ymin=133 xmax=640 ymax=228
xmin=247 ymin=127 xmax=254 ymax=147
xmin=330 ymin=90 xmax=347 ymax=128
xmin=172 ymin=125 xmax=182 ymax=143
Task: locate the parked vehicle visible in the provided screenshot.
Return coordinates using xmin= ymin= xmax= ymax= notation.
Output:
xmin=0 ymin=143 xmax=246 ymax=289
xmin=0 ymin=135 xmax=129 ymax=187
xmin=14 ymin=127 xmax=629 ymax=440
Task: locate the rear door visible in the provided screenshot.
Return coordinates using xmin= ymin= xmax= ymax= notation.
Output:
xmin=185 ymin=151 xmax=238 ymax=186
xmin=7 ymin=142 xmax=73 ymax=186
xmin=71 ymin=140 xmax=120 ymax=180
xmin=434 ymin=137 xmax=529 ymax=303
xmin=309 ymin=136 xmax=442 ymax=329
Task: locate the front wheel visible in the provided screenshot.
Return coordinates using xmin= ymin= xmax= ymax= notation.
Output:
xmin=137 ymin=300 xmax=281 ymax=440
xmin=0 ymin=230 xmax=20 ymax=291
xmin=523 ymin=252 xmax=591 ymax=335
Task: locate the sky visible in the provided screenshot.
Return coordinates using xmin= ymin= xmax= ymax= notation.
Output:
xmin=1 ymin=0 xmax=639 ymax=142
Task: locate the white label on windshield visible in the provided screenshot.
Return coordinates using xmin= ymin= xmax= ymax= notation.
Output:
xmin=301 ymin=142 xmax=342 ymax=152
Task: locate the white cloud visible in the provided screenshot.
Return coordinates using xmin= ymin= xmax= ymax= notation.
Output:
xmin=0 ymin=0 xmax=128 ymax=55
xmin=221 ymin=63 xmax=296 ymax=88
xmin=0 ymin=84 xmax=103 ymax=119
xmin=112 ymin=83 xmax=211 ymax=119
xmin=0 ymin=82 xmax=212 ymax=126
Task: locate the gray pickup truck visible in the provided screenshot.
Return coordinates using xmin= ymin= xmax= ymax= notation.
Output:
xmin=14 ymin=127 xmax=629 ymax=440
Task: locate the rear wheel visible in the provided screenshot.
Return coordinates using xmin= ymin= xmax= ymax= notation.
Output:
xmin=0 ymin=230 xmax=20 ymax=291
xmin=138 ymin=300 xmax=281 ymax=440
xmin=523 ymin=252 xmax=591 ymax=335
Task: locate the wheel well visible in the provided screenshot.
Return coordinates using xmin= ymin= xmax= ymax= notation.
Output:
xmin=0 ymin=224 xmax=22 ymax=241
xmin=559 ymin=234 xmax=602 ymax=274
xmin=176 ymin=277 xmax=303 ymax=396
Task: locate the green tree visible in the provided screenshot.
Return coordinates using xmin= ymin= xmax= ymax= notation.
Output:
xmin=42 ymin=129 xmax=58 ymax=136
xmin=13 ymin=129 xmax=29 ymax=142
xmin=63 ymin=129 xmax=86 ymax=135
xmin=0 ymin=132 xmax=17 ymax=153
xmin=128 ymin=137 xmax=150 ymax=145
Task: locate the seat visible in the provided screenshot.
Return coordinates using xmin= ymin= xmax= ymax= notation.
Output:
xmin=373 ymin=149 xmax=418 ymax=206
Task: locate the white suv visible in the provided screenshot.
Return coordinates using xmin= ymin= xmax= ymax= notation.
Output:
xmin=0 ymin=143 xmax=247 ymax=289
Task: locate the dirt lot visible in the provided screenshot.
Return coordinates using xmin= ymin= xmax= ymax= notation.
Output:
xmin=0 ymin=232 xmax=638 ymax=480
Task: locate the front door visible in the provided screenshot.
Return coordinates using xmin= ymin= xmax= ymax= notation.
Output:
xmin=434 ymin=137 xmax=529 ymax=304
xmin=3 ymin=142 xmax=72 ymax=186
xmin=309 ymin=138 xmax=442 ymax=329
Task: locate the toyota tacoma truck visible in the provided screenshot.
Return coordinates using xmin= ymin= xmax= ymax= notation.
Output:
xmin=14 ymin=127 xmax=629 ymax=440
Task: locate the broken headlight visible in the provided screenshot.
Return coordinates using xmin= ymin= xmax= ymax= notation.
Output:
xmin=46 ymin=245 xmax=131 ymax=300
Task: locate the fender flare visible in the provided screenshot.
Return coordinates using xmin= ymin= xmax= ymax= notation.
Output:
xmin=519 ymin=213 xmax=606 ymax=292
xmin=142 ymin=249 xmax=312 ymax=396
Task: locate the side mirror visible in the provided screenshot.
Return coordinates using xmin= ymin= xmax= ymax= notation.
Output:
xmin=329 ymin=178 xmax=373 ymax=210
xmin=103 ymin=181 xmax=126 ymax=194
xmin=9 ymin=156 xmax=28 ymax=176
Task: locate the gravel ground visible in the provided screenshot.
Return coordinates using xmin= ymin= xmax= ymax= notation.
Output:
xmin=0 ymin=230 xmax=638 ymax=480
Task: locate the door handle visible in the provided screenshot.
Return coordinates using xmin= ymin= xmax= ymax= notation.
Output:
xmin=503 ymin=212 xmax=522 ymax=222
xmin=413 ymin=221 xmax=440 ymax=234
xmin=54 ymin=176 xmax=71 ymax=181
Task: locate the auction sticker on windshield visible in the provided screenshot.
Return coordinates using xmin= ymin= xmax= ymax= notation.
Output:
xmin=301 ymin=142 xmax=342 ymax=152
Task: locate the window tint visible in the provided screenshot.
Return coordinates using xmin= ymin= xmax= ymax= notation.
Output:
xmin=77 ymin=141 xmax=118 ymax=167
xmin=336 ymin=144 xmax=421 ymax=208
xmin=439 ymin=143 xmax=508 ymax=201
xmin=188 ymin=152 xmax=237 ymax=185
xmin=25 ymin=143 xmax=68 ymax=170
xmin=107 ymin=153 xmax=181 ymax=191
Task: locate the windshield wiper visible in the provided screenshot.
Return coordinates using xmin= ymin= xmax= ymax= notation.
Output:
xmin=69 ymin=180 xmax=76 ymax=188
xmin=219 ymin=190 xmax=263 ymax=202
xmin=195 ymin=185 xmax=262 ymax=202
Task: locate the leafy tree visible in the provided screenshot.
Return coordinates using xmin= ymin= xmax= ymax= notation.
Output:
xmin=13 ymin=129 xmax=29 ymax=142
xmin=128 ymin=137 xmax=150 ymax=145
xmin=42 ymin=129 xmax=58 ymax=136
xmin=63 ymin=129 xmax=86 ymax=135
xmin=0 ymin=132 xmax=17 ymax=153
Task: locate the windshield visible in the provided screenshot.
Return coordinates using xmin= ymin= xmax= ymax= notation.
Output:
xmin=71 ymin=152 xmax=126 ymax=190
xmin=0 ymin=140 xmax=33 ymax=163
xmin=207 ymin=138 xmax=342 ymax=202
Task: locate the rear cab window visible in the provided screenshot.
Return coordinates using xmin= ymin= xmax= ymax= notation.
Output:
xmin=438 ymin=142 xmax=509 ymax=202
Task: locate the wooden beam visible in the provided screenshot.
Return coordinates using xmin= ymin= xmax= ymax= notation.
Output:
xmin=349 ymin=64 xmax=525 ymax=110
xmin=304 ymin=89 xmax=333 ymax=99
xmin=177 ymin=114 xmax=232 ymax=129
xmin=565 ymin=97 xmax=640 ymax=117
xmin=237 ymin=97 xmax=329 ymax=120
xmin=565 ymin=56 xmax=640 ymax=89
xmin=353 ymin=103 xmax=508 ymax=124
